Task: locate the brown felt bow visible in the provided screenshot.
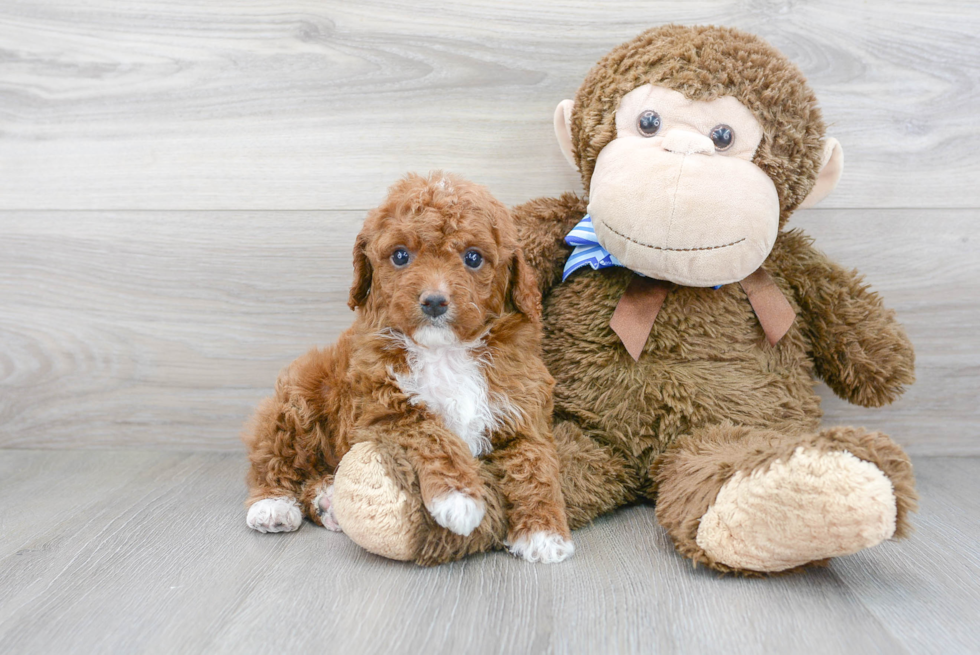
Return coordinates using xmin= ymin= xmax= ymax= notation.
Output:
xmin=610 ymin=268 xmax=796 ymax=361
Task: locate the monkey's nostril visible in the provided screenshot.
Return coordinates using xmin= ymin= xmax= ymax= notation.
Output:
xmin=420 ymin=294 xmax=449 ymax=318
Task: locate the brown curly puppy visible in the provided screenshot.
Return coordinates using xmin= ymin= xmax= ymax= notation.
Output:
xmin=242 ymin=172 xmax=573 ymax=564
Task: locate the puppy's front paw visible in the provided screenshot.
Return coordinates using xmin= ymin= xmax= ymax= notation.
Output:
xmin=246 ymin=497 xmax=302 ymax=533
xmin=426 ymin=491 xmax=485 ymax=536
xmin=314 ymin=484 xmax=343 ymax=532
xmin=507 ymin=531 xmax=575 ymax=563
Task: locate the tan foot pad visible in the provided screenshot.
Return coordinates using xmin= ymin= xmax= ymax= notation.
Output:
xmin=332 ymin=442 xmax=423 ymax=562
xmin=696 ymin=447 xmax=897 ymax=572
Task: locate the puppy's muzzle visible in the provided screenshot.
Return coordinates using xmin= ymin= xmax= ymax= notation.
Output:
xmin=420 ymin=293 xmax=449 ymax=319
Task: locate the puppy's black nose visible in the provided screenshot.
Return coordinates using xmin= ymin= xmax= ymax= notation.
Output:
xmin=420 ymin=294 xmax=449 ymax=318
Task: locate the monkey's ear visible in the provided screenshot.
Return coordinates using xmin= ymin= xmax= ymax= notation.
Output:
xmin=554 ymin=99 xmax=578 ymax=171
xmin=508 ymin=248 xmax=542 ymax=323
xmin=348 ymin=234 xmax=373 ymax=311
xmin=799 ymin=138 xmax=844 ymax=209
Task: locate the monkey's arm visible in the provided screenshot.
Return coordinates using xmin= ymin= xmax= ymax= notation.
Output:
xmin=512 ymin=193 xmax=588 ymax=295
xmin=770 ymin=229 xmax=915 ymax=408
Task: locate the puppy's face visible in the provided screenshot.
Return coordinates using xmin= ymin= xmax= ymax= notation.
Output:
xmin=369 ymin=207 xmax=500 ymax=342
xmin=349 ymin=173 xmax=540 ymax=342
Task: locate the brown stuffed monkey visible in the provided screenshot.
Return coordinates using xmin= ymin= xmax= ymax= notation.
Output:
xmin=330 ymin=24 xmax=918 ymax=574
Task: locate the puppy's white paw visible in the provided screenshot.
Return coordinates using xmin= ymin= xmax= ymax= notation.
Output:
xmin=508 ymin=531 xmax=575 ymax=563
xmin=314 ymin=484 xmax=343 ymax=532
xmin=426 ymin=491 xmax=485 ymax=536
xmin=246 ymin=497 xmax=302 ymax=533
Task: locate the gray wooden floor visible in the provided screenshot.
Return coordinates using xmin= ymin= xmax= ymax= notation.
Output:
xmin=0 ymin=451 xmax=977 ymax=654
xmin=2 ymin=0 xmax=979 ymax=653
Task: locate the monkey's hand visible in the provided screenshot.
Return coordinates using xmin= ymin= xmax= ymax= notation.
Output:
xmin=513 ymin=193 xmax=588 ymax=296
xmin=772 ymin=230 xmax=915 ymax=408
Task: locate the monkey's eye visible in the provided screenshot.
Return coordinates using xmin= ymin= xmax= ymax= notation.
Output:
xmin=637 ymin=110 xmax=662 ymax=137
xmin=709 ymin=124 xmax=734 ymax=151
xmin=463 ymin=249 xmax=484 ymax=269
xmin=390 ymin=247 xmax=411 ymax=268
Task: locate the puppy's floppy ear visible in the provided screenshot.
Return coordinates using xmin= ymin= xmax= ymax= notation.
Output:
xmin=508 ymin=247 xmax=542 ymax=322
xmin=348 ymin=233 xmax=372 ymax=311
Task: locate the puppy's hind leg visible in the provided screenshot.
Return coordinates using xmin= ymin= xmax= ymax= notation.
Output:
xmin=301 ymin=474 xmax=342 ymax=532
xmin=244 ymin=420 xmax=306 ymax=534
xmin=243 ymin=347 xmax=339 ymax=534
xmin=243 ymin=394 xmax=314 ymax=534
xmin=246 ymin=496 xmax=303 ymax=534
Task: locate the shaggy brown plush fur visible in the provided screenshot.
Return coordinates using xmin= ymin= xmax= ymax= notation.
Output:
xmin=529 ymin=26 xmax=915 ymax=572
xmin=516 ymin=201 xmax=916 ymax=571
xmin=243 ymin=172 xmax=570 ymax=551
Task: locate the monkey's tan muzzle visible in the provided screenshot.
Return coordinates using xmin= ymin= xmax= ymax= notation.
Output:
xmin=587 ymin=136 xmax=780 ymax=287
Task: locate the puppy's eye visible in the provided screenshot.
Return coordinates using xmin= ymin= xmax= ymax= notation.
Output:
xmin=463 ymin=250 xmax=483 ymax=269
xmin=390 ymin=248 xmax=411 ymax=268
xmin=709 ymin=124 xmax=734 ymax=151
xmin=637 ymin=110 xmax=661 ymax=137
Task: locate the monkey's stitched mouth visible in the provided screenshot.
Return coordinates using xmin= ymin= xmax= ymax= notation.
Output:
xmin=600 ymin=220 xmax=746 ymax=252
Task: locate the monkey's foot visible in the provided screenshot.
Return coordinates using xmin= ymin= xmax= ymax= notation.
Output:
xmin=332 ymin=442 xmax=425 ymax=561
xmin=695 ymin=447 xmax=897 ymax=572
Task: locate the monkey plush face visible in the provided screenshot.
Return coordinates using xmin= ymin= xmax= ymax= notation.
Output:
xmin=554 ymin=25 xmax=844 ymax=288
xmin=586 ymin=84 xmax=779 ymax=287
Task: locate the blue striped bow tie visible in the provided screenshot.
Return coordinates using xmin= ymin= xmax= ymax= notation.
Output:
xmin=562 ymin=214 xmax=624 ymax=281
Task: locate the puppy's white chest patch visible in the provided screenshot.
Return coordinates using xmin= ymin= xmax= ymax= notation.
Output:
xmin=392 ymin=328 xmax=502 ymax=457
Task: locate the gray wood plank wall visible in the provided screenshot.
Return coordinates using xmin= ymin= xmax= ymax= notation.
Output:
xmin=2 ymin=0 xmax=978 ymax=453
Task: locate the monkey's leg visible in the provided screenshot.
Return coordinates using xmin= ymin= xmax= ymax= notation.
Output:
xmin=552 ymin=420 xmax=638 ymax=530
xmin=331 ymin=419 xmax=637 ymax=565
xmin=652 ymin=423 xmax=917 ymax=574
